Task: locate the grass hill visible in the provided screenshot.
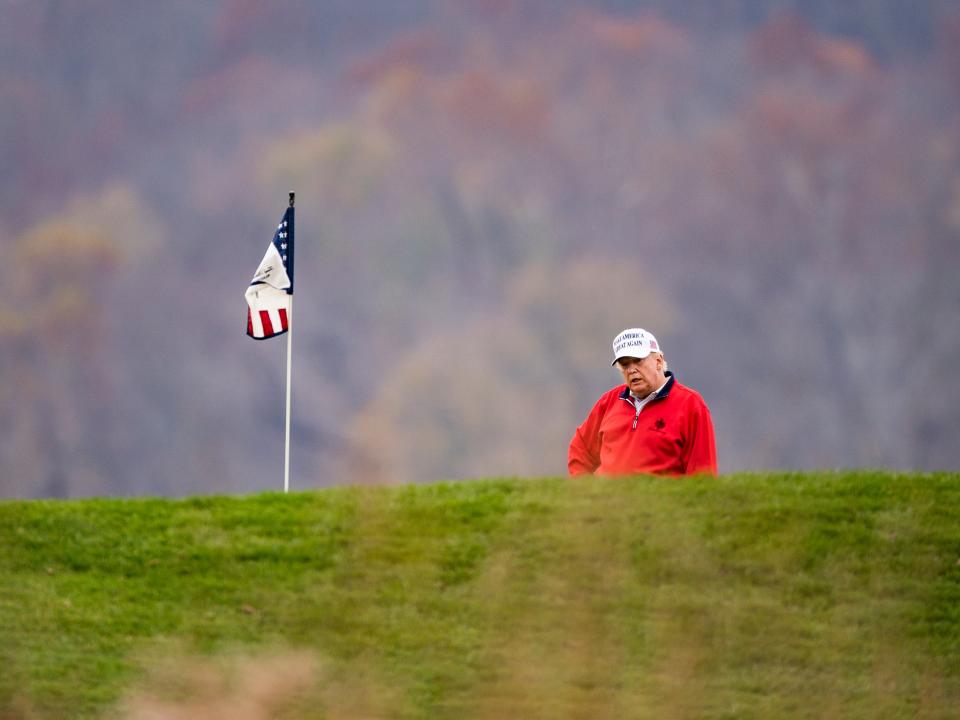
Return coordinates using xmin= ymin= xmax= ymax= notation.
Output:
xmin=0 ymin=472 xmax=958 ymax=719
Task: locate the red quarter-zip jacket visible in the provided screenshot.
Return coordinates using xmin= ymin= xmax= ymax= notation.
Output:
xmin=568 ymin=373 xmax=717 ymax=477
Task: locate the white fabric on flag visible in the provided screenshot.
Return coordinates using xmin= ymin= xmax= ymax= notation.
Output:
xmin=246 ymin=285 xmax=290 ymax=339
xmin=250 ymin=242 xmax=290 ymax=291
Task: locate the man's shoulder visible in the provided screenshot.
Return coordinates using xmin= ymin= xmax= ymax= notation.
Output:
xmin=668 ymin=379 xmax=710 ymax=408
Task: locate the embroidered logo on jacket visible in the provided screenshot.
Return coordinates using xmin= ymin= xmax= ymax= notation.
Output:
xmin=652 ymin=418 xmax=666 ymax=432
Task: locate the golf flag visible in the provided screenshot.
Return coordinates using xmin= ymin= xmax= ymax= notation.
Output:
xmin=246 ymin=203 xmax=295 ymax=339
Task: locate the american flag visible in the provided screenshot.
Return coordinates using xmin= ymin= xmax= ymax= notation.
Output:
xmin=245 ymin=204 xmax=294 ymax=339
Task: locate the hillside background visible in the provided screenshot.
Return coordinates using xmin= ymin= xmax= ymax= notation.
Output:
xmin=2 ymin=0 xmax=959 ymax=497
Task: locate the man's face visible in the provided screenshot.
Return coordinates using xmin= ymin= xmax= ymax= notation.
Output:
xmin=616 ymin=354 xmax=665 ymax=396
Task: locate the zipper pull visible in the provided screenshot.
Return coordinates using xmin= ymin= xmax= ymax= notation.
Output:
xmin=632 ymin=407 xmax=640 ymax=430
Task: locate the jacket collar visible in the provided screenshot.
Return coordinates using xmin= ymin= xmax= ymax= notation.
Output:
xmin=619 ymin=371 xmax=675 ymax=401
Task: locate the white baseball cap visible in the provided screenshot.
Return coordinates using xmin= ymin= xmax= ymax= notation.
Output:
xmin=611 ymin=328 xmax=661 ymax=366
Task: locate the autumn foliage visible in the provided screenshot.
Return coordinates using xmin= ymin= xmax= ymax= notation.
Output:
xmin=1 ymin=2 xmax=958 ymax=495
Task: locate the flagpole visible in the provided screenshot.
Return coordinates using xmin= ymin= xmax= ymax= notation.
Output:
xmin=284 ymin=302 xmax=292 ymax=493
xmin=284 ymin=191 xmax=295 ymax=493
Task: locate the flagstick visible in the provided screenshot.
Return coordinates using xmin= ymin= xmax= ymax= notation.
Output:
xmin=284 ymin=300 xmax=293 ymax=493
xmin=283 ymin=190 xmax=295 ymax=494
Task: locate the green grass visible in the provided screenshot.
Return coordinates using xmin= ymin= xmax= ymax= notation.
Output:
xmin=0 ymin=472 xmax=958 ymax=719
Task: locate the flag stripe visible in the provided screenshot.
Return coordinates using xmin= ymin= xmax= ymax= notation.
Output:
xmin=247 ymin=308 xmax=253 ymax=337
xmin=279 ymin=308 xmax=288 ymax=331
xmin=250 ymin=308 xmax=263 ymax=338
xmin=259 ymin=310 xmax=274 ymax=337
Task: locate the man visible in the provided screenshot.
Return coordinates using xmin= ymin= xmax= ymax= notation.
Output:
xmin=568 ymin=328 xmax=717 ymax=477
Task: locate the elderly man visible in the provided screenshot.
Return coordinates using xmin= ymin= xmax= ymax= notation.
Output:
xmin=568 ymin=328 xmax=717 ymax=477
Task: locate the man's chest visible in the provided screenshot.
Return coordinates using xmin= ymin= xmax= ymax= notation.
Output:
xmin=599 ymin=401 xmax=686 ymax=456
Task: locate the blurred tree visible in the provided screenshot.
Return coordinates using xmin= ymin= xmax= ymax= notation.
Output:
xmin=0 ymin=185 xmax=163 ymax=496
xmin=0 ymin=222 xmax=118 ymax=496
xmin=259 ymin=125 xmax=395 ymax=219
xmin=665 ymin=14 xmax=960 ymax=470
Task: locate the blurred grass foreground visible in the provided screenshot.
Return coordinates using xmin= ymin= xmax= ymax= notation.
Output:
xmin=1 ymin=472 xmax=958 ymax=719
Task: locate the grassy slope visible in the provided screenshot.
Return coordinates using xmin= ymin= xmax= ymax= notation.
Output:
xmin=0 ymin=472 xmax=958 ymax=719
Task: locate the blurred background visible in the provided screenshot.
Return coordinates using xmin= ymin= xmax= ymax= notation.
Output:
xmin=1 ymin=0 xmax=958 ymax=498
